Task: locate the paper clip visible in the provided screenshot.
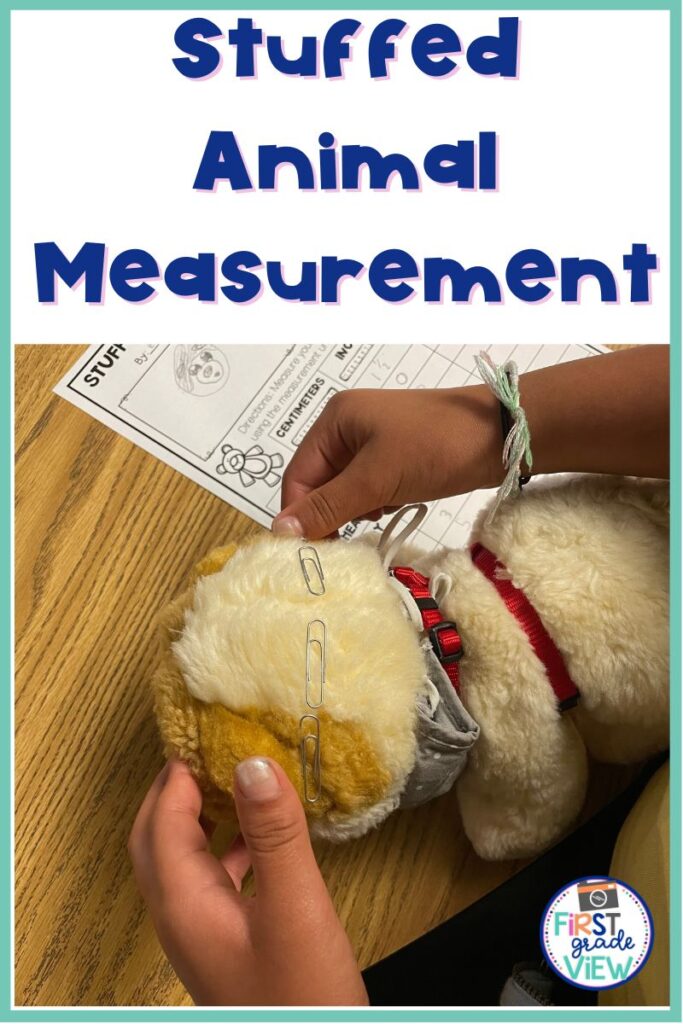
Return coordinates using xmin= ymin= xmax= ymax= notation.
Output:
xmin=300 ymin=714 xmax=321 ymax=803
xmin=298 ymin=545 xmax=325 ymax=596
xmin=305 ymin=619 xmax=326 ymax=708
xmin=298 ymin=547 xmax=325 ymax=803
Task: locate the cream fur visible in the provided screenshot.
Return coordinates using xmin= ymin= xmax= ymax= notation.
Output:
xmin=474 ymin=475 xmax=669 ymax=760
xmin=165 ymin=474 xmax=669 ymax=859
xmin=410 ymin=475 xmax=669 ymax=859
xmin=423 ymin=548 xmax=590 ymax=860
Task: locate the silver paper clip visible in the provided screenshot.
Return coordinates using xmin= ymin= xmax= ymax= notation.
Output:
xmin=298 ymin=545 xmax=326 ymax=596
xmin=300 ymin=714 xmax=321 ymax=803
xmin=305 ymin=619 xmax=326 ymax=709
xmin=297 ymin=546 xmax=326 ymax=803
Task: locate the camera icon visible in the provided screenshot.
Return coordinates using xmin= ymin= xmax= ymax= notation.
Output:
xmin=577 ymin=881 xmax=619 ymax=911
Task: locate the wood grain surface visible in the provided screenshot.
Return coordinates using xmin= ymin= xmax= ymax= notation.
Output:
xmin=14 ymin=344 xmax=637 ymax=1007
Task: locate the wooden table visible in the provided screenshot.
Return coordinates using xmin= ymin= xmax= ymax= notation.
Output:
xmin=14 ymin=345 xmax=636 ymax=1007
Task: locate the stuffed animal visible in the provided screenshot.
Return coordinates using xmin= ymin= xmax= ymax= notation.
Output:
xmin=152 ymin=474 xmax=669 ymax=860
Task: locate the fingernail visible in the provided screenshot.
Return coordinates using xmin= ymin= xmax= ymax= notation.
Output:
xmin=235 ymin=758 xmax=282 ymax=802
xmin=272 ymin=515 xmax=304 ymax=538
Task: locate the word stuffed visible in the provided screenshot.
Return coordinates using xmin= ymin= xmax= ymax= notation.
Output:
xmin=173 ymin=16 xmax=520 ymax=81
xmin=35 ymin=242 xmax=658 ymax=305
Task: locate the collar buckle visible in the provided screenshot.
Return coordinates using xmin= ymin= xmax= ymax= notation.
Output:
xmin=428 ymin=621 xmax=464 ymax=665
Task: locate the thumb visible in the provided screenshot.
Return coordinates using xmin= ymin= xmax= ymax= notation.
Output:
xmin=274 ymin=453 xmax=380 ymax=540
xmin=233 ymin=757 xmax=327 ymax=914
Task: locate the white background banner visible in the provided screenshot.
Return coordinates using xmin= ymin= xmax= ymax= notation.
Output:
xmin=11 ymin=9 xmax=670 ymax=345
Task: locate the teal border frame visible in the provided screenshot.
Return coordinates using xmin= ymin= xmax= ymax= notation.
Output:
xmin=2 ymin=1 xmax=680 ymax=1020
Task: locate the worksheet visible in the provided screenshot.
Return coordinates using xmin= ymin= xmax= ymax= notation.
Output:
xmin=55 ymin=343 xmax=604 ymax=550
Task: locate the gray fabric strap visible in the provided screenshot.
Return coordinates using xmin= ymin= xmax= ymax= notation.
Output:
xmin=400 ymin=644 xmax=479 ymax=807
xmin=379 ymin=510 xmax=480 ymax=806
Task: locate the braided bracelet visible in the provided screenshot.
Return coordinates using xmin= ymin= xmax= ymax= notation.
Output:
xmin=499 ymin=375 xmax=531 ymax=489
xmin=474 ymin=352 xmax=533 ymax=522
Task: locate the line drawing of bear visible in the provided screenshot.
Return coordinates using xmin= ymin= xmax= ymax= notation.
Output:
xmin=174 ymin=346 xmax=230 ymax=396
xmin=216 ymin=445 xmax=284 ymax=488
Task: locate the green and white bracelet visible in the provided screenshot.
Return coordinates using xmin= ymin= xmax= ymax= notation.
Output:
xmin=474 ymin=351 xmax=533 ymax=522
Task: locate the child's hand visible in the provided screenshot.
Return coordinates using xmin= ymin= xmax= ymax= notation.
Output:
xmin=272 ymin=348 xmax=669 ymax=540
xmin=274 ymin=385 xmax=502 ymax=539
xmin=129 ymin=758 xmax=368 ymax=1006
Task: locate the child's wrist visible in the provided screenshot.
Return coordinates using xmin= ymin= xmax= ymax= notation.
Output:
xmin=448 ymin=384 xmax=507 ymax=492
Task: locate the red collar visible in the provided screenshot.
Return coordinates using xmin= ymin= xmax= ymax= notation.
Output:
xmin=470 ymin=543 xmax=579 ymax=711
xmin=390 ymin=566 xmax=464 ymax=691
xmin=391 ymin=546 xmax=580 ymax=713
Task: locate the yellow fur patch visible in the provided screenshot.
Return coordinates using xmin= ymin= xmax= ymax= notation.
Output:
xmin=153 ymin=575 xmax=236 ymax=819
xmin=197 ymin=703 xmax=390 ymax=819
xmin=192 ymin=544 xmax=240 ymax=582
